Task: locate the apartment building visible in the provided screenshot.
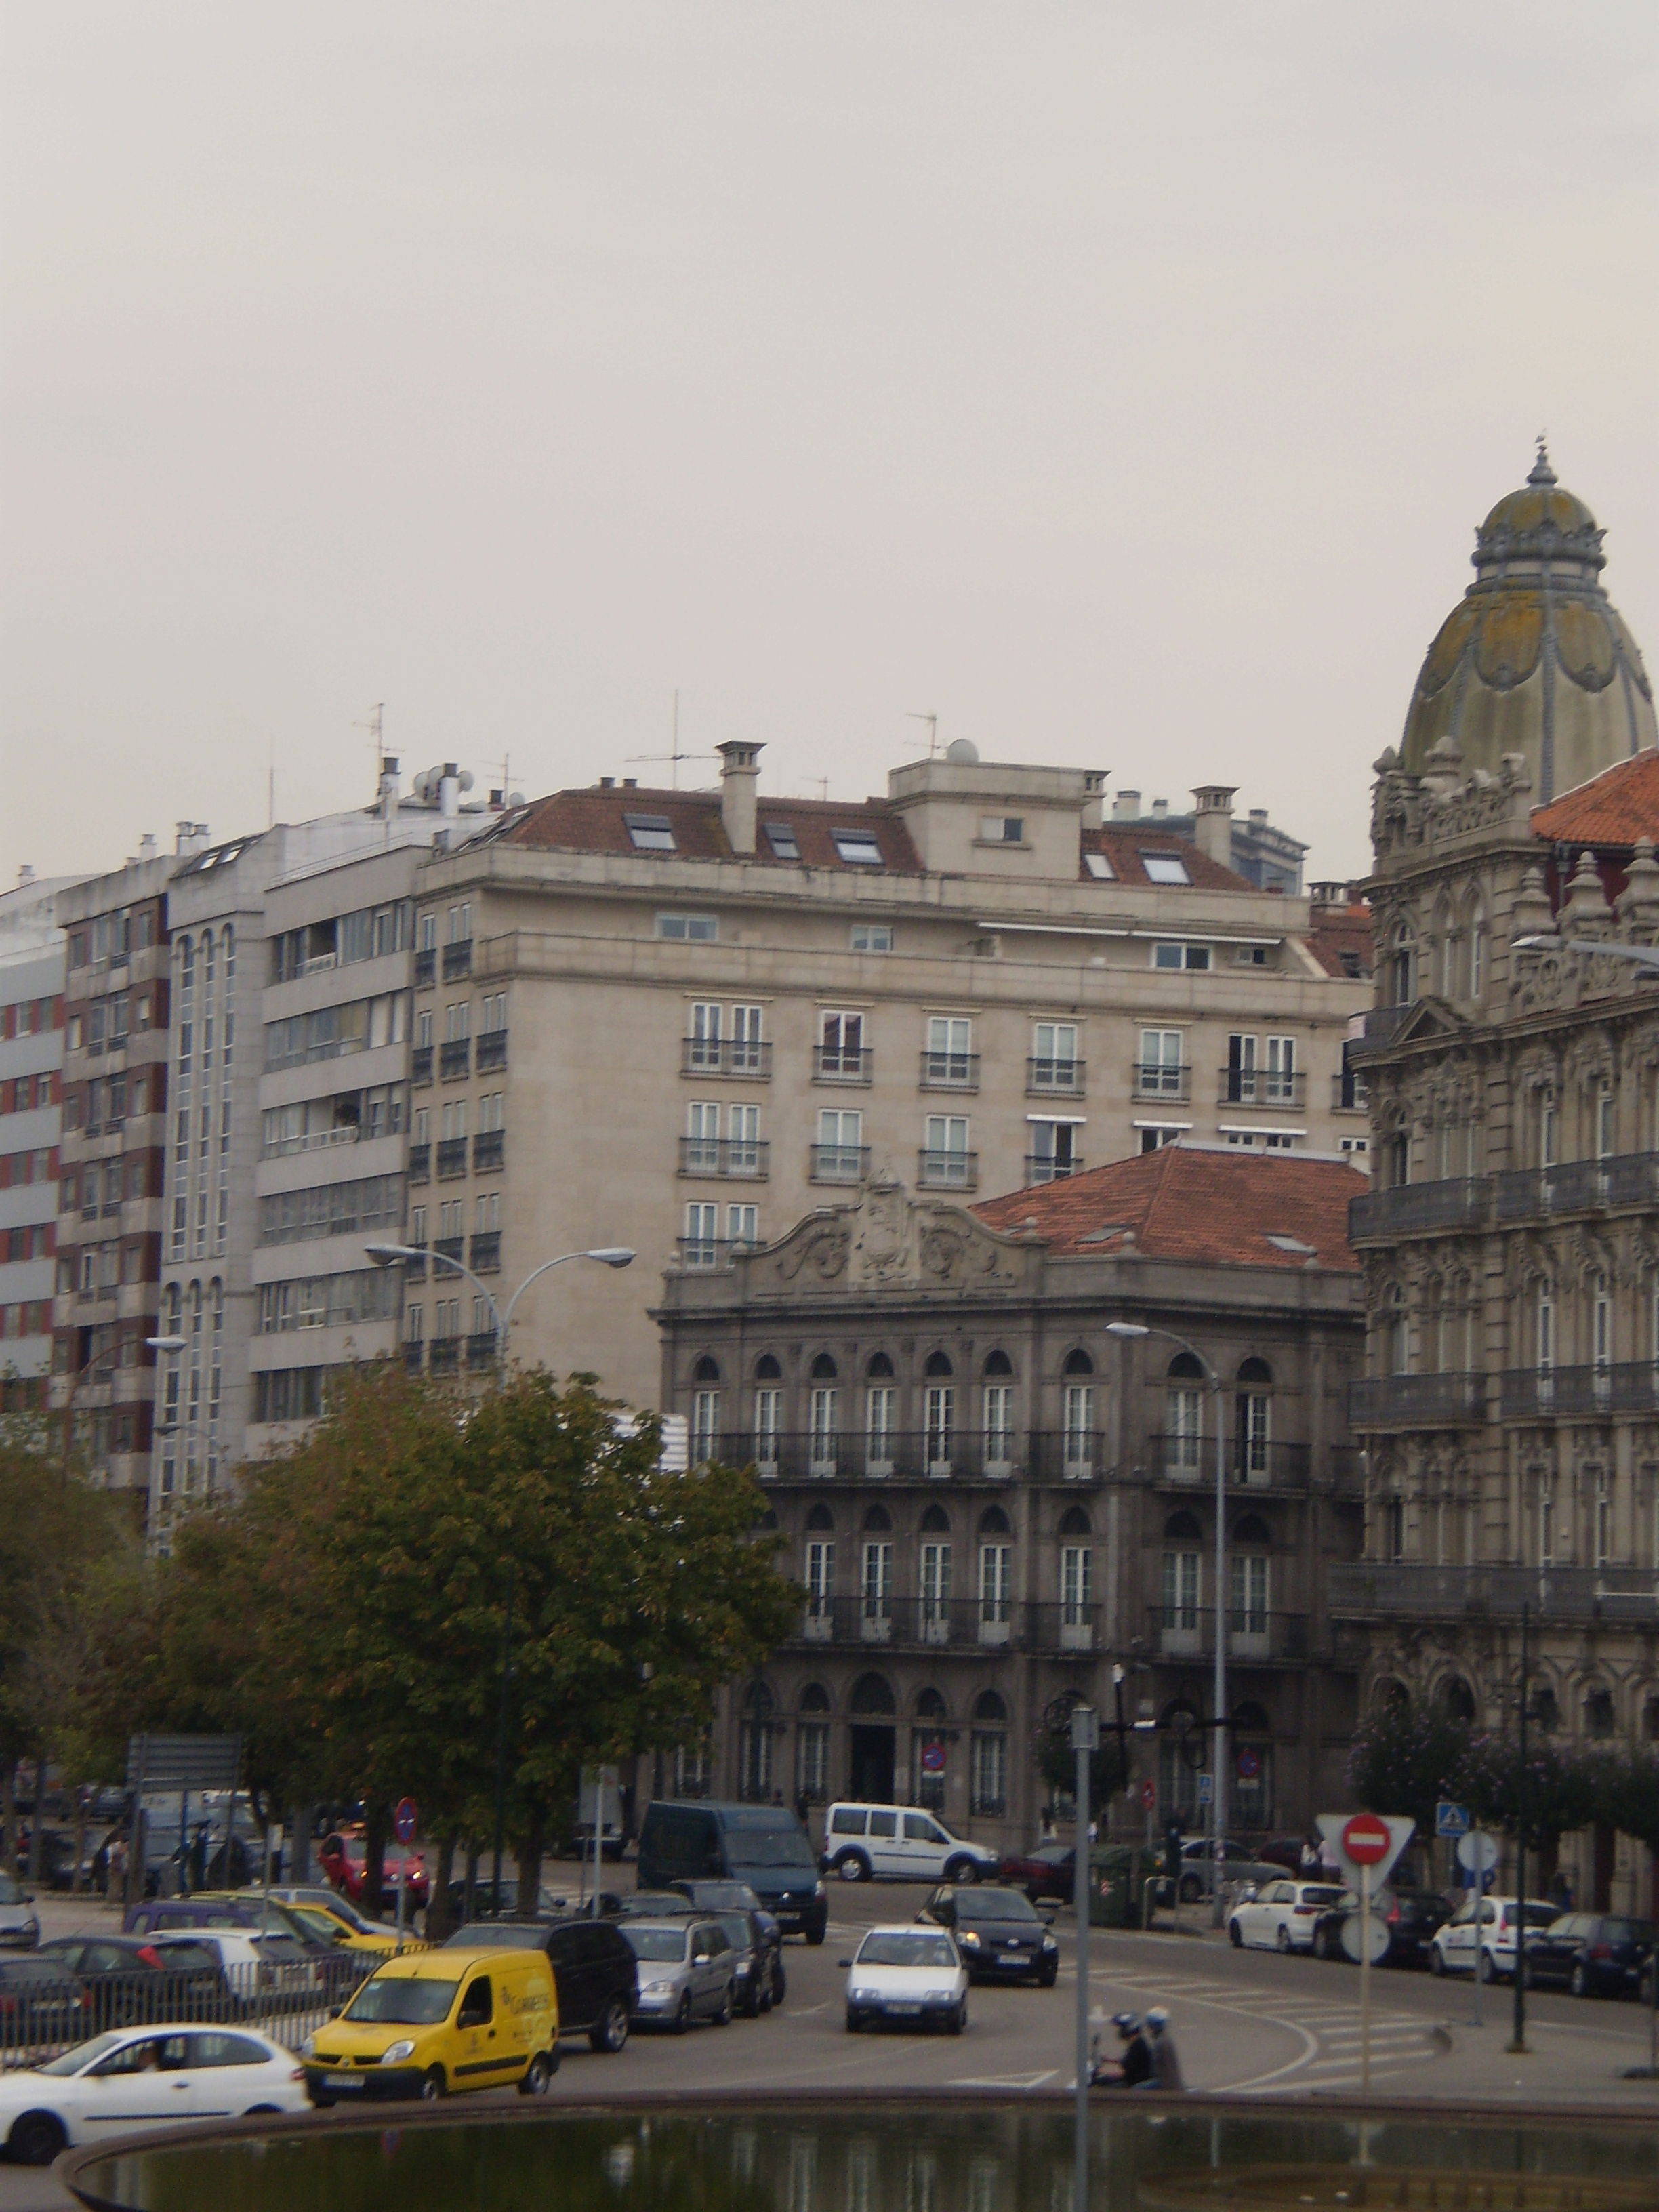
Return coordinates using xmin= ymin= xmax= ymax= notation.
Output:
xmin=1334 ymin=449 xmax=1659 ymax=1912
xmin=1105 ymin=790 xmax=1309 ymax=894
xmin=409 ymin=745 xmax=1371 ymax=1408
xmin=656 ymin=1147 xmax=1366 ymax=1850
xmin=0 ymin=875 xmax=81 ymax=1414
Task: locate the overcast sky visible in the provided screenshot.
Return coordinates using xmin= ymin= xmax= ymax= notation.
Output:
xmin=3 ymin=3 xmax=1654 ymax=890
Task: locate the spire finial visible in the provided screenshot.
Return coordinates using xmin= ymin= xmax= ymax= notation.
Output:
xmin=1528 ymin=434 xmax=1556 ymax=487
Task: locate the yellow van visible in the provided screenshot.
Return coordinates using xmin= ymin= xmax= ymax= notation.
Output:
xmin=302 ymin=1948 xmax=558 ymax=2104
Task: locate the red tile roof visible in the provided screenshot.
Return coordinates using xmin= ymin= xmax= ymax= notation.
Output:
xmin=1531 ymin=748 xmax=1659 ymax=848
xmin=484 ymin=785 xmax=924 ymax=872
xmin=1305 ymin=904 xmax=1374 ymax=979
xmin=1080 ymin=827 xmax=1253 ymax=890
xmin=972 ymin=1145 xmax=1364 ymax=1272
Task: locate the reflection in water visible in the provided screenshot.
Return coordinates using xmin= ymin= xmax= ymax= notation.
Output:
xmin=70 ymin=2105 xmax=1659 ymax=2212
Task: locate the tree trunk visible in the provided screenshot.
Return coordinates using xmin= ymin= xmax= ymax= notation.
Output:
xmin=70 ymin=1792 xmax=88 ymax=1896
xmin=464 ymin=1840 xmax=479 ymax=1925
xmin=425 ymin=1835 xmax=457 ymax=1941
xmin=289 ymin=1805 xmax=313 ymax=1885
xmin=515 ymin=1804 xmax=546 ymax=1919
xmin=1 ymin=1764 xmax=14 ymax=1879
xmin=364 ymin=1801 xmax=388 ymax=1920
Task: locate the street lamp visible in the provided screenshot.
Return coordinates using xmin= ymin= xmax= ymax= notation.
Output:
xmin=363 ymin=1244 xmax=635 ymax=1366
xmin=61 ymin=1332 xmax=186 ymax=1481
xmin=1513 ymin=935 xmax=1659 ymax=969
xmin=1106 ymin=1319 xmax=1231 ymax=1927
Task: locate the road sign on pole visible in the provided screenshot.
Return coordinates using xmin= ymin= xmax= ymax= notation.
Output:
xmin=1436 ymin=1801 xmax=1471 ymax=1839
xmin=1456 ymin=1829 xmax=1498 ymax=1878
xmin=1139 ymin=1779 xmax=1156 ymax=1811
xmin=1196 ymin=1772 xmax=1214 ymax=1807
xmin=1317 ymin=1811 xmax=1414 ymax=1890
xmin=394 ymin=1798 xmax=418 ymax=1845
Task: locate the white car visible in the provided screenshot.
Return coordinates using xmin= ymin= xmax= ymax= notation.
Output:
xmin=0 ymin=2026 xmax=310 ymax=2165
xmin=821 ymin=1803 xmax=1000 ymax=1885
xmin=842 ymin=1925 xmax=968 ymax=2033
xmin=160 ymin=1927 xmax=325 ymax=2004
xmin=1227 ymin=1879 xmax=1349 ymax=1952
xmin=1428 ymin=1895 xmax=1559 ymax=1982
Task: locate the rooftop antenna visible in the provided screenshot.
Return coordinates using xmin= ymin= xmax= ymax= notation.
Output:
xmin=354 ymin=703 xmax=385 ymax=798
xmin=906 ymin=711 xmax=940 ymax=758
xmin=628 ymin=688 xmax=714 ymax=790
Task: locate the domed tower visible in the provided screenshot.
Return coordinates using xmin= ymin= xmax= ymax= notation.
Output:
xmin=1401 ymin=445 xmax=1655 ymax=802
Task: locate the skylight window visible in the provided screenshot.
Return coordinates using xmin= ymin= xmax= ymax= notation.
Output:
xmin=1265 ymin=1233 xmax=1317 ymax=1254
xmin=832 ymin=830 xmax=883 ymax=867
xmin=626 ymin=814 xmax=676 ymax=853
xmin=1140 ymin=851 xmax=1190 ymax=884
xmin=764 ymin=822 xmax=801 ymax=861
xmin=1084 ymin=852 xmax=1115 ymax=880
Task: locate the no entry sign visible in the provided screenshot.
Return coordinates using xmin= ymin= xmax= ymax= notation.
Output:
xmin=1343 ymin=1811 xmax=1391 ymax=1866
xmin=1317 ymin=1809 xmax=1414 ymax=1890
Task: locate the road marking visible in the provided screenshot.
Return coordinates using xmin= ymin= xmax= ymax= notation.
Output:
xmin=947 ymin=2070 xmax=1059 ymax=2089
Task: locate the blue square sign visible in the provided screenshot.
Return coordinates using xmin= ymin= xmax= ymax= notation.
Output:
xmin=1435 ymin=1801 xmax=1470 ymax=1838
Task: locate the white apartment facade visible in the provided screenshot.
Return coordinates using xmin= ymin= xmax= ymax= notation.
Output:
xmin=0 ymin=876 xmax=81 ymax=1415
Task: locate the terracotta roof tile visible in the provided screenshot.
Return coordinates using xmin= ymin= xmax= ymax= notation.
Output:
xmin=972 ymin=1145 xmax=1364 ymax=1272
xmin=489 ymin=786 xmax=924 ymax=873
xmin=1305 ymin=905 xmax=1374 ymax=979
xmin=1530 ymin=748 xmax=1659 ymax=848
xmin=1080 ymin=827 xmax=1253 ymax=891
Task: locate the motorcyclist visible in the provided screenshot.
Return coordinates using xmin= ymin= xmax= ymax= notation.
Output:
xmin=1090 ymin=2011 xmax=1153 ymax=2088
xmin=1145 ymin=2007 xmax=1185 ymax=2090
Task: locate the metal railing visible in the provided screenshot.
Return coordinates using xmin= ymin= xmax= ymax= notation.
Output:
xmin=678 ymin=1136 xmax=770 ymax=1179
xmin=433 ymin=1235 xmax=464 ymax=1267
xmin=441 ymin=941 xmax=473 ymax=981
xmin=436 ymin=1139 xmax=468 ymax=1178
xmin=467 ymin=1330 xmax=499 ymax=1369
xmin=1329 ymin=1561 xmax=1659 ymax=1626
xmin=1218 ymin=1069 xmax=1306 ymax=1108
xmin=470 ymin=1231 xmax=501 ymax=1274
xmin=1132 ymin=1065 xmax=1190 ymax=1102
xmin=1027 ymin=1057 xmax=1085 ymax=1097
xmin=1147 ymin=1434 xmax=1313 ymax=1488
xmin=439 ymin=1040 xmax=470 ymax=1080
xmin=429 ymin=1338 xmax=461 ymax=1373
xmin=1347 ymin=1372 xmax=1486 ymax=1427
xmin=1496 ymin=1151 xmax=1659 ymax=1222
xmin=790 ymin=1597 xmax=1098 ymax=1654
xmin=1500 ymin=1363 xmax=1659 ymax=1419
xmin=812 ymin=1046 xmax=872 ymax=1084
xmin=917 ymin=1149 xmax=977 ymax=1190
xmin=676 ymin=1237 xmax=761 ymax=1270
xmin=1350 ymin=1178 xmax=1488 ymax=1240
xmin=1025 ymin=1154 xmax=1082 ymax=1185
xmin=809 ymin=1143 xmax=869 ymax=1183
xmin=407 ymin=1143 xmax=431 ymax=1183
xmin=414 ymin=947 xmax=436 ymax=987
xmin=411 ymin=1046 xmax=434 ymax=1085
xmin=472 ymin=1130 xmax=504 ymax=1172
xmin=1147 ymin=1603 xmax=1311 ymax=1661
xmin=682 ymin=1038 xmax=772 ymax=1079
xmin=475 ymin=1030 xmax=508 ymax=1073
xmin=739 ymin=1428 xmax=1103 ymax=1483
xmin=919 ymin=1051 xmax=979 ymax=1091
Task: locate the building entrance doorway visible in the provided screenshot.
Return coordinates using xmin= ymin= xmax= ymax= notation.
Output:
xmin=848 ymin=1724 xmax=895 ymax=1803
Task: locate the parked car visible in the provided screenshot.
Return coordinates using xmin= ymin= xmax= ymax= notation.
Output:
xmin=919 ymin=1884 xmax=1059 ymax=1986
xmin=0 ymin=1874 xmax=39 ymax=1950
xmin=1522 ymin=1912 xmax=1656 ymax=1999
xmin=302 ymin=1947 xmax=557 ymax=2103
xmin=1429 ymin=1895 xmax=1559 ymax=1982
xmin=441 ymin=1917 xmax=638 ymax=2052
xmin=1175 ymin=1839 xmax=1286 ymax=1905
xmin=0 ymin=2026 xmax=310 ymax=2164
xmin=317 ymin=1830 xmax=429 ymax=1910
xmin=998 ymin=1843 xmax=1076 ymax=1904
xmin=609 ymin=1891 xmax=697 ymax=1920
xmin=615 ymin=1917 xmax=737 ymax=2032
xmin=636 ymin=1801 xmax=827 ymax=1942
xmin=262 ymin=1893 xmax=411 ymax=1957
xmin=1308 ymin=1885 xmax=1448 ymax=1967
xmin=820 ymin=1803 xmax=999 ymax=1888
xmin=0 ymin=1957 xmax=87 ymax=2050
xmin=1254 ymin=1835 xmax=1313 ymax=1876
xmin=37 ymin=1936 xmax=225 ymax=2029
xmin=1228 ymin=1879 xmax=1349 ymax=1952
xmin=443 ymin=1876 xmax=571 ymax=1925
xmin=668 ymin=1881 xmax=785 ymax=2011
xmin=842 ymin=1925 xmax=967 ymax=2034
xmin=162 ymin=1929 xmax=332 ymax=2013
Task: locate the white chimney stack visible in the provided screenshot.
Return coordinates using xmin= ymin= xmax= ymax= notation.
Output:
xmin=1191 ymin=785 xmax=1237 ymax=869
xmin=717 ymin=739 xmax=763 ymax=856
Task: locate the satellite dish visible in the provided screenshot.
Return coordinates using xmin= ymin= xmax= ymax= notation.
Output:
xmin=457 ymin=770 xmax=475 ymax=792
xmin=945 ymin=738 xmax=980 ymax=765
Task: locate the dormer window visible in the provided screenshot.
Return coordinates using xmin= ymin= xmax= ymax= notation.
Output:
xmin=979 ymin=816 xmax=1024 ymax=844
xmin=833 ymin=830 xmax=883 ymax=866
xmin=1141 ymin=851 xmax=1190 ymax=884
xmin=626 ymin=814 xmax=676 ymax=852
xmin=763 ymin=822 xmax=800 ymax=860
xmin=1084 ymin=852 xmax=1115 ymax=880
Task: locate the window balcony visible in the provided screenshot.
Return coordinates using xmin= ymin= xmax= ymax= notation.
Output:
xmin=402 ymin=1248 xmax=428 ymax=1277
xmin=682 ymin=1038 xmax=771 ymax=1080
xmin=1500 ymin=1363 xmax=1659 ymax=1420
xmin=436 ymin=1139 xmax=469 ymax=1178
xmin=441 ymin=941 xmax=473 ymax=981
xmin=413 ymin=947 xmax=436 ymax=988
xmin=1025 ymin=1601 xmax=1099 ymax=1654
xmin=428 ymin=1338 xmax=460 ymax=1373
xmin=917 ymin=1149 xmax=976 ymax=1191
xmin=472 ymin=1130 xmax=505 ymax=1172
xmin=466 ymin=1330 xmax=499 ymax=1370
xmin=919 ymin=1051 xmax=979 ymax=1092
xmin=1132 ymin=1064 xmax=1189 ymax=1103
xmin=433 ymin=1235 xmax=464 ymax=1267
xmin=1218 ymin=1069 xmax=1306 ymax=1108
xmin=411 ymin=1046 xmax=434 ymax=1086
xmin=439 ymin=1040 xmax=470 ymax=1080
xmin=812 ymin=1046 xmax=872 ymax=1085
xmin=1147 ymin=1434 xmax=1315 ymax=1488
xmin=403 ymin=1341 xmax=424 ymax=1373
xmin=1029 ymin=1431 xmax=1102 ymax=1483
xmin=1027 ymin=1057 xmax=1085 ymax=1098
xmin=475 ymin=1030 xmax=508 ymax=1073
xmin=407 ymin=1143 xmax=431 ymax=1183
xmin=1025 ymin=1154 xmax=1082 ymax=1185
xmin=1349 ymin=1178 xmax=1489 ymax=1240
xmin=810 ymin=1143 xmax=869 ymax=1184
xmin=678 ymin=1136 xmax=770 ymax=1180
xmin=676 ymin=1236 xmax=760 ymax=1270
xmin=1330 ymin=1561 xmax=1659 ymax=1626
xmin=1347 ymin=1372 xmax=1486 ymax=1428
xmin=470 ymin=1231 xmax=501 ymax=1273
xmin=1495 ymin=1151 xmax=1659 ymax=1223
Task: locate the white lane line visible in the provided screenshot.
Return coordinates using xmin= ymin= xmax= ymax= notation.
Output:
xmin=947 ymin=2071 xmax=1059 ymax=2090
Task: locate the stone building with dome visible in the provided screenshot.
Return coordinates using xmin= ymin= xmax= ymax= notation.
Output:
xmin=1334 ymin=448 xmax=1659 ymax=1910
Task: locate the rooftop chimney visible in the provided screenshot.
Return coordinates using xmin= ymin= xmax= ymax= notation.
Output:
xmin=16 ymin=865 xmax=34 ymax=888
xmin=173 ymin=821 xmax=211 ymax=857
xmin=378 ymin=755 xmax=402 ymax=818
xmin=138 ymin=834 xmax=157 ymax=862
xmin=1151 ymin=797 xmax=1168 ymax=819
xmin=1113 ymin=789 xmax=1141 ymax=821
xmin=717 ymin=740 xmax=764 ymax=856
xmin=1191 ymin=785 xmax=1237 ymax=869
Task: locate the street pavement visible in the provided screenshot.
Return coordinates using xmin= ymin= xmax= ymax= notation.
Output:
xmin=7 ymin=1868 xmax=1659 ymax=2209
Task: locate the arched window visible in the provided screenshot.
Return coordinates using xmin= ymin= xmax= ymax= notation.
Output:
xmin=915 ymin=1687 xmax=947 ymax=1721
xmin=1061 ymin=1349 xmax=1096 ymax=1477
xmin=800 ymin=1683 xmax=832 ymax=1714
xmin=693 ymin=1355 xmax=720 ymax=1382
xmin=1584 ymin=1687 xmax=1615 ymax=1739
xmin=861 ymin=1503 xmax=892 ymax=1532
xmin=971 ymin=1692 xmax=1008 ymax=1816
xmin=866 ymin=1351 xmax=895 ymax=1378
xmin=1063 ymin=1347 xmax=1094 ymax=1376
xmin=850 ymin=1673 xmax=895 ymax=1716
xmin=739 ymin=1681 xmax=776 ymax=1802
xmin=798 ymin=1682 xmax=831 ymax=1800
xmin=974 ymin=1690 xmax=1008 ymax=1725
xmin=983 ymin=1349 xmax=1013 ymax=1377
xmin=1441 ymin=1676 xmax=1475 ymax=1723
xmin=810 ymin=1353 xmax=838 ymax=1379
xmin=920 ymin=1502 xmax=950 ymax=1533
xmin=1238 ymin=1356 xmax=1271 ymax=1384
xmin=924 ymin=1349 xmax=954 ymax=1377
xmin=978 ymin=1505 xmax=1011 ymax=1536
xmin=1059 ymin=1505 xmax=1092 ymax=1537
xmin=755 ymin=1353 xmax=782 ymax=1380
xmin=1532 ymin=1686 xmax=1560 ymax=1734
xmin=1165 ymin=1353 xmax=1204 ymax=1475
xmin=805 ymin=1503 xmax=834 ymax=1531
xmin=1467 ymin=895 xmax=1485 ymax=1001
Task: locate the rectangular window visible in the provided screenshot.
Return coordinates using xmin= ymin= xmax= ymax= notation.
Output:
xmin=920 ymin=1541 xmax=951 ymax=1635
xmin=1061 ymin=1544 xmax=1092 ymax=1621
xmin=655 ymin=912 xmax=717 ymax=941
xmin=688 ymin=1002 xmax=722 ymax=1067
xmin=809 ymin=1387 xmax=840 ymax=1475
xmin=1230 ymin=1553 xmax=1269 ymax=1637
xmin=726 ymin=1202 xmax=758 ymax=1246
xmin=1140 ymin=851 xmax=1190 ymax=884
xmin=477 ymin=1092 xmax=504 ymax=1132
xmin=832 ymin=830 xmax=883 ymax=866
xmin=754 ymin=1387 xmax=781 ymax=1468
xmin=1062 ymin=1383 xmax=1094 ymax=1474
xmin=1162 ymin=1548 xmax=1200 ymax=1629
xmin=626 ymin=813 xmax=676 ymax=852
xmin=691 ymin=1389 xmax=720 ymax=1463
xmin=815 ymin=1107 xmax=863 ymax=1180
xmin=1153 ymin=941 xmax=1210 ymax=971
xmin=979 ymin=816 xmax=1023 ymax=844
xmin=817 ymin=1010 xmax=865 ymax=1076
xmin=1166 ymin=1385 xmax=1202 ymax=1471
xmin=684 ymin=1201 xmax=718 ymax=1265
xmin=799 ymin=1721 xmax=829 ymax=1799
xmin=924 ymin=1015 xmax=973 ymax=1085
xmin=861 ymin=1540 xmax=893 ymax=1621
xmin=763 ymin=822 xmax=800 ymax=860
xmin=970 ymin=1727 xmax=1007 ymax=1817
xmin=805 ymin=1539 xmax=835 ymax=1616
xmin=1138 ymin=1029 xmax=1183 ymax=1092
xmin=922 ymin=1115 xmax=970 ymax=1187
xmin=256 ymin=1174 xmax=407 ymax=1248
xmin=1033 ymin=1022 xmax=1080 ymax=1084
xmin=865 ymin=1385 xmax=895 ymax=1470
xmin=1265 ymin=1035 xmax=1296 ymax=1101
xmin=731 ymin=1004 xmax=764 ymax=1070
xmin=979 ymin=1542 xmax=1011 ymax=1625
xmin=983 ymin=1385 xmax=1013 ymax=1469
xmin=924 ymin=1385 xmax=954 ymax=1473
xmin=851 ymin=924 xmax=892 ymax=952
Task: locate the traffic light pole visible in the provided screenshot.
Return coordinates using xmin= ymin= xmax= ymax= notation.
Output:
xmin=1071 ymin=1705 xmax=1098 ymax=2212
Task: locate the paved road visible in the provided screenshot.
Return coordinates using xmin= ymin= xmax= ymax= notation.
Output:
xmin=7 ymin=1877 xmax=1659 ymax=2207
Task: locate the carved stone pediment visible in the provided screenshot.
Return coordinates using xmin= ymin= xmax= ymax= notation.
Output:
xmin=1389 ymin=996 xmax=1471 ymax=1048
xmin=756 ymin=1176 xmax=1032 ymax=1294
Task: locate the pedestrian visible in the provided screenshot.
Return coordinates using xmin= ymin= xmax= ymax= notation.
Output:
xmin=794 ymin=1788 xmax=811 ymax=1832
xmin=1300 ymin=1836 xmax=1320 ymax=1875
xmin=1549 ymin=1866 xmax=1573 ymax=1912
xmin=1090 ymin=2012 xmax=1153 ymax=2088
xmin=106 ymin=1832 xmax=129 ymax=1905
xmin=1143 ymin=2007 xmax=1185 ymax=2091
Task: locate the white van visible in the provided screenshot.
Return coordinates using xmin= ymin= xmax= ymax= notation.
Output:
xmin=821 ymin=1804 xmax=999 ymax=1885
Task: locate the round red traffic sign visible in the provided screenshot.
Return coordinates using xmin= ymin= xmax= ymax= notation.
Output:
xmin=1140 ymin=1780 xmax=1157 ymax=1811
xmin=394 ymin=1797 xmax=418 ymax=1845
xmin=1343 ymin=1811 xmax=1391 ymax=1866
xmin=920 ymin=1742 xmax=946 ymax=1774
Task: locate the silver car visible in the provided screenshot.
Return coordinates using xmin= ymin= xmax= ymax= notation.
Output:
xmin=0 ymin=1877 xmax=39 ymax=1952
xmin=617 ymin=1917 xmax=737 ymax=2032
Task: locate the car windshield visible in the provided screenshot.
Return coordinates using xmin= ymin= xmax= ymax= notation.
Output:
xmin=716 ymin=1914 xmax=753 ymax=1948
xmin=1605 ymin=1920 xmax=1656 ymax=1945
xmin=287 ymin=1908 xmax=348 ymax=1944
xmin=342 ymin=1975 xmax=457 ymax=2025
xmin=623 ymin=1928 xmax=688 ymax=1963
xmin=1509 ymin=1904 xmax=1559 ymax=1928
xmin=857 ymin=1933 xmax=957 ymax=1969
xmin=39 ymin=2034 xmax=125 ymax=2078
xmin=1299 ymin=1888 xmax=1347 ymax=1908
xmin=722 ymin=1811 xmax=815 ymax=1870
xmin=686 ymin=1883 xmax=756 ymax=1908
xmin=958 ymin=1891 xmax=1040 ymax=1924
xmin=0 ymin=1876 xmax=24 ymax=1906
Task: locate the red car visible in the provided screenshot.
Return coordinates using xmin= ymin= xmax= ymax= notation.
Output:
xmin=317 ymin=1831 xmax=428 ymax=1910
xmin=997 ymin=1843 xmax=1076 ymax=1903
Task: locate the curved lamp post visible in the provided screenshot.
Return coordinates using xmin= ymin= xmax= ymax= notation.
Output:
xmin=62 ymin=1332 xmax=186 ymax=1482
xmin=364 ymin=1244 xmax=634 ymax=1366
xmin=1106 ymin=1318 xmax=1230 ymax=1927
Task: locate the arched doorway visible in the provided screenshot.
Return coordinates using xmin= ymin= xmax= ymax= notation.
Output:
xmin=848 ymin=1671 xmax=897 ymax=1803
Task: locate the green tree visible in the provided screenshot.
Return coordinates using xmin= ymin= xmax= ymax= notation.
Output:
xmin=1346 ymin=1698 xmax=1473 ymax=1835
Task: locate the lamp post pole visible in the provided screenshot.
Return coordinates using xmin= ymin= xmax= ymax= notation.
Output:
xmin=62 ymin=1332 xmax=186 ymax=1483
xmin=1107 ymin=1320 xmax=1228 ymax=1926
xmin=364 ymin=1244 xmax=635 ymax=1366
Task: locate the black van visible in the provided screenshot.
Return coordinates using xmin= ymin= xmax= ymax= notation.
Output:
xmin=636 ymin=1803 xmax=827 ymax=1943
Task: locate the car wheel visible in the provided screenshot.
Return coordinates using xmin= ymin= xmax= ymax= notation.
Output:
xmin=1570 ymin=1961 xmax=1590 ymax=1999
xmin=1275 ymin=1925 xmax=1292 ymax=1953
xmin=518 ymin=2053 xmax=553 ymax=2096
xmin=945 ymin=1858 xmax=981 ymax=1885
xmin=1229 ymin=1919 xmax=1244 ymax=1948
xmin=672 ymin=1992 xmax=693 ymax=2035
xmin=712 ymin=1983 xmax=734 ymax=2026
xmin=245 ymin=2104 xmax=282 ymax=2114
xmin=1429 ymin=1944 xmax=1446 ymax=1976
xmin=1037 ymin=1964 xmax=1058 ymax=1989
xmin=846 ymin=2007 xmax=862 ymax=2033
xmin=948 ymin=2001 xmax=966 ymax=2036
xmin=1313 ymin=1928 xmax=1330 ymax=1961
xmin=836 ymin=1851 xmax=871 ymax=1883
xmin=1179 ymin=1875 xmax=1202 ymax=1904
xmin=771 ymin=1958 xmax=787 ymax=2007
xmin=9 ymin=2113 xmax=67 ymax=2167
xmin=1477 ymin=1949 xmax=1496 ymax=1985
xmin=419 ymin=2067 xmax=446 ymax=2101
xmin=804 ymin=1924 xmax=826 ymax=1947
xmin=591 ymin=1995 xmax=631 ymax=2054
